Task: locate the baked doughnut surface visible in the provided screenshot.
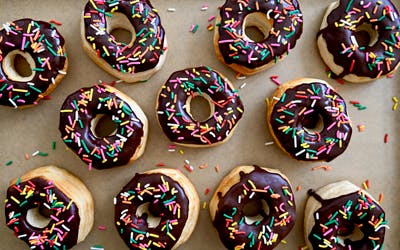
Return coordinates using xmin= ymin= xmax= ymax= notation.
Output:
xmin=214 ymin=0 xmax=303 ymax=75
xmin=81 ymin=0 xmax=167 ymax=82
xmin=114 ymin=168 xmax=199 ymax=250
xmin=0 ymin=18 xmax=68 ymax=108
xmin=304 ymin=180 xmax=388 ymax=249
xmin=209 ymin=165 xmax=296 ymax=250
xmin=156 ymin=66 xmax=244 ymax=147
xmin=267 ymin=78 xmax=352 ymax=161
xmin=4 ymin=166 xmax=94 ymax=249
xmin=59 ymin=84 xmax=148 ymax=170
xmin=317 ymin=0 xmax=400 ymax=82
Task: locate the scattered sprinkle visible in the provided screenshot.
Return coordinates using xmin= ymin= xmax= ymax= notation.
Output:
xmin=239 ymin=82 xmax=247 ymax=89
xmin=190 ymin=24 xmax=199 ymax=33
xmin=384 ymin=133 xmax=389 ymax=143
xmin=378 ymin=193 xmax=384 ymax=204
xmin=5 ymin=160 xmax=13 ymax=166
xmin=270 ymin=75 xmax=281 ymax=86
xmin=49 ymin=19 xmax=62 ymax=26
xmin=201 ymin=4 xmax=208 ymax=11
xmin=350 ymin=100 xmax=367 ymax=110
xmin=52 ymin=141 xmax=56 ymax=150
xmin=98 ymin=225 xmax=106 ymax=231
xmin=198 ymin=163 xmax=208 ymax=169
xmin=215 ymin=164 xmax=220 ymax=173
xmin=184 ymin=164 xmax=194 ymax=172
xmin=91 ymin=245 xmax=105 ymax=250
xmin=392 ymin=97 xmax=398 ymax=111
xmin=264 ymin=141 xmax=274 ymax=146
xmin=296 ymin=185 xmax=302 ymax=191
xmin=362 ymin=179 xmax=370 ymax=190
xmin=156 ymin=163 xmax=166 ymax=167
xmin=205 ymin=188 xmax=210 ymax=195
xmin=167 ymin=8 xmax=176 ymax=12
xmin=235 ymin=72 xmax=246 ymax=80
xmin=311 ymin=165 xmax=332 ymax=171
xmin=357 ymin=124 xmax=365 ymax=132
xmin=203 ymin=201 xmax=207 ymax=209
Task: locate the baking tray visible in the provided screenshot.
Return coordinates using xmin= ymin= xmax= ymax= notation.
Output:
xmin=0 ymin=0 xmax=399 ymax=249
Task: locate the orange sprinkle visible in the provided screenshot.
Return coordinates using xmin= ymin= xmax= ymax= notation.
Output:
xmin=24 ymin=153 xmax=30 ymax=160
xmin=271 ymin=193 xmax=281 ymax=199
xmin=198 ymin=163 xmax=208 ymax=169
xmin=296 ymin=185 xmax=302 ymax=191
xmin=311 ymin=165 xmax=332 ymax=171
xmin=378 ymin=193 xmax=384 ymax=203
xmin=362 ymin=180 xmax=369 ymax=190
xmin=49 ymin=19 xmax=62 ymax=26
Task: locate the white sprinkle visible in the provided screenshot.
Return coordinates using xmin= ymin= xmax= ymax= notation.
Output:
xmin=239 ymin=82 xmax=247 ymax=89
xmin=58 ymin=70 xmax=67 ymax=75
xmin=265 ymin=141 xmax=274 ymax=146
xmin=32 ymin=151 xmax=40 ymax=156
xmin=295 ymin=149 xmax=306 ymax=156
xmin=184 ymin=159 xmax=190 ymax=165
xmin=8 ymin=98 xmax=17 ymax=108
xmin=167 ymin=8 xmax=176 ymax=12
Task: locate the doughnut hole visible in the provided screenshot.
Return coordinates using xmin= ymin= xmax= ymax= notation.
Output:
xmin=106 ymin=12 xmax=136 ymax=46
xmin=243 ymin=199 xmax=270 ymax=224
xmin=26 ymin=204 xmax=52 ymax=228
xmin=2 ymin=51 xmax=35 ymax=81
xmin=186 ymin=94 xmax=215 ymax=122
xmin=353 ymin=23 xmax=379 ymax=47
xmin=303 ymin=113 xmax=324 ymax=134
xmin=136 ymin=202 xmax=162 ymax=228
xmin=90 ymin=114 xmax=118 ymax=138
xmin=337 ymin=224 xmax=364 ymax=245
xmin=243 ymin=12 xmax=273 ymax=43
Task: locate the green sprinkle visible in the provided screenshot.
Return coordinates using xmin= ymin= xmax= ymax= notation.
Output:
xmin=38 ymin=151 xmax=48 ymax=157
xmin=6 ymin=160 xmax=13 ymax=166
xmin=52 ymin=141 xmax=56 ymax=150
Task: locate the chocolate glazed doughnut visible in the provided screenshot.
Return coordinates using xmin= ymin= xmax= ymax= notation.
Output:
xmin=304 ymin=181 xmax=388 ymax=250
xmin=209 ymin=165 xmax=296 ymax=250
xmin=267 ymin=78 xmax=352 ymax=162
xmin=317 ymin=0 xmax=400 ymax=82
xmin=156 ymin=66 xmax=244 ymax=147
xmin=0 ymin=18 xmax=68 ymax=108
xmin=114 ymin=168 xmax=200 ymax=250
xmin=59 ymin=84 xmax=148 ymax=170
xmin=4 ymin=166 xmax=94 ymax=249
xmin=81 ymin=0 xmax=167 ymax=82
xmin=215 ymin=0 xmax=303 ymax=75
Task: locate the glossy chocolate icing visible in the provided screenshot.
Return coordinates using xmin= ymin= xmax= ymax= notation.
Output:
xmin=83 ymin=0 xmax=166 ymax=74
xmin=156 ymin=66 xmax=244 ymax=145
xmin=217 ymin=0 xmax=303 ymax=69
xmin=114 ymin=172 xmax=189 ymax=250
xmin=308 ymin=189 xmax=387 ymax=250
xmin=213 ymin=166 xmax=296 ymax=250
xmin=318 ymin=0 xmax=400 ymax=79
xmin=59 ymin=84 xmax=144 ymax=169
xmin=0 ymin=18 xmax=67 ymax=107
xmin=269 ymin=82 xmax=352 ymax=161
xmin=5 ymin=177 xmax=80 ymax=249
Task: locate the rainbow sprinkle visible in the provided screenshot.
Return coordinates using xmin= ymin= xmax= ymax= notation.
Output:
xmin=5 ymin=178 xmax=79 ymax=249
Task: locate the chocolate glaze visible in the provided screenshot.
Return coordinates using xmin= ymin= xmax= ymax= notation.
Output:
xmin=5 ymin=177 xmax=80 ymax=249
xmin=318 ymin=0 xmax=400 ymax=79
xmin=0 ymin=18 xmax=67 ymax=107
xmin=156 ymin=66 xmax=244 ymax=145
xmin=269 ymin=82 xmax=352 ymax=161
xmin=213 ymin=166 xmax=296 ymax=250
xmin=217 ymin=0 xmax=303 ymax=69
xmin=308 ymin=189 xmax=386 ymax=249
xmin=114 ymin=172 xmax=189 ymax=250
xmin=83 ymin=0 xmax=166 ymax=74
xmin=59 ymin=84 xmax=144 ymax=169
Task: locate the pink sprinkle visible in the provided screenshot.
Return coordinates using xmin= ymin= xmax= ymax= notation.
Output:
xmin=208 ymin=15 xmax=216 ymax=22
xmin=5 ymin=41 xmax=15 ymax=47
xmin=270 ymin=76 xmax=281 ymax=86
xmin=98 ymin=225 xmax=106 ymax=231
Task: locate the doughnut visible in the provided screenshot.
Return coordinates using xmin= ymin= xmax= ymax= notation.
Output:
xmin=156 ymin=66 xmax=244 ymax=147
xmin=59 ymin=84 xmax=148 ymax=170
xmin=81 ymin=0 xmax=167 ymax=83
xmin=4 ymin=165 xmax=94 ymax=249
xmin=214 ymin=0 xmax=303 ymax=75
xmin=317 ymin=0 xmax=400 ymax=82
xmin=114 ymin=168 xmax=200 ymax=250
xmin=0 ymin=18 xmax=68 ymax=108
xmin=304 ymin=180 xmax=388 ymax=249
xmin=267 ymin=78 xmax=352 ymax=161
xmin=209 ymin=165 xmax=296 ymax=250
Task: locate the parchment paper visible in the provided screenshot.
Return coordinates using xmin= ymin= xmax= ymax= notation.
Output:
xmin=0 ymin=0 xmax=399 ymax=249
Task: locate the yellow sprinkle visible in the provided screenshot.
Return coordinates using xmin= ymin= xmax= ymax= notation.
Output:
xmin=67 ymin=200 xmax=73 ymax=210
xmin=12 ymin=88 xmax=28 ymax=93
xmin=10 ymin=196 xmax=20 ymax=204
xmin=103 ymin=45 xmax=110 ymax=57
xmin=281 ymin=240 xmax=287 ymax=244
xmin=203 ymin=201 xmax=207 ymax=209
xmin=167 ymin=232 xmax=176 ymax=241
xmin=60 ymin=109 xmax=73 ymax=113
xmin=179 ymin=149 xmax=184 ymax=155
